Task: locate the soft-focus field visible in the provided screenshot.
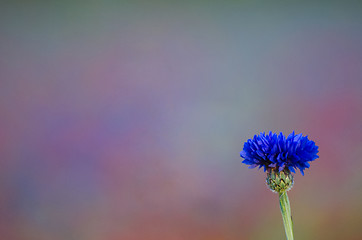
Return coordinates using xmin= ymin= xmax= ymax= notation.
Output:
xmin=1 ymin=1 xmax=361 ymax=240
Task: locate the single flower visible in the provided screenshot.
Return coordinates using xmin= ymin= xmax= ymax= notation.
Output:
xmin=240 ymin=131 xmax=319 ymax=240
xmin=240 ymin=131 xmax=319 ymax=175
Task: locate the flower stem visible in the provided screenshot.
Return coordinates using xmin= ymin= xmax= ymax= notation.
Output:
xmin=279 ymin=192 xmax=294 ymax=240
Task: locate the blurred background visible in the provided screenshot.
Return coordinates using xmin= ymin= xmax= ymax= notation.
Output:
xmin=0 ymin=1 xmax=361 ymax=240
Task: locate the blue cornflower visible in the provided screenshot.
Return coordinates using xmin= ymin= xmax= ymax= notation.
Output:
xmin=240 ymin=131 xmax=319 ymax=175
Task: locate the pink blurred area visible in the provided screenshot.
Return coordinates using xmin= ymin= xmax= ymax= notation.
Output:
xmin=0 ymin=1 xmax=362 ymax=240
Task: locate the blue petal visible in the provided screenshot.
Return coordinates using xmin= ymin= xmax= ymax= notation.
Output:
xmin=248 ymin=164 xmax=258 ymax=169
xmin=256 ymin=150 xmax=264 ymax=157
xmin=240 ymin=150 xmax=247 ymax=158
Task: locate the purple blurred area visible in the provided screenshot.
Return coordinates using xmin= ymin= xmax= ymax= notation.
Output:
xmin=0 ymin=1 xmax=362 ymax=240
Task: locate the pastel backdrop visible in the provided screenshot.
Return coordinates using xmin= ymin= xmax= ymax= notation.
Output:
xmin=0 ymin=1 xmax=361 ymax=240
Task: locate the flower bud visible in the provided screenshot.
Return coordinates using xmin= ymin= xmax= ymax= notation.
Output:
xmin=266 ymin=169 xmax=294 ymax=193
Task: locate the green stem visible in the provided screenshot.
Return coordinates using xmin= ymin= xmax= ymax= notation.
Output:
xmin=279 ymin=192 xmax=294 ymax=240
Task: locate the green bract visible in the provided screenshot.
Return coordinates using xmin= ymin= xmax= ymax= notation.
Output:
xmin=266 ymin=169 xmax=294 ymax=193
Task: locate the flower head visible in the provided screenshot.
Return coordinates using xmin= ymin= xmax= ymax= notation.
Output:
xmin=240 ymin=131 xmax=319 ymax=175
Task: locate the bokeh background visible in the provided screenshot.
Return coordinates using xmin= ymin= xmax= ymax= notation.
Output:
xmin=1 ymin=1 xmax=362 ymax=240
